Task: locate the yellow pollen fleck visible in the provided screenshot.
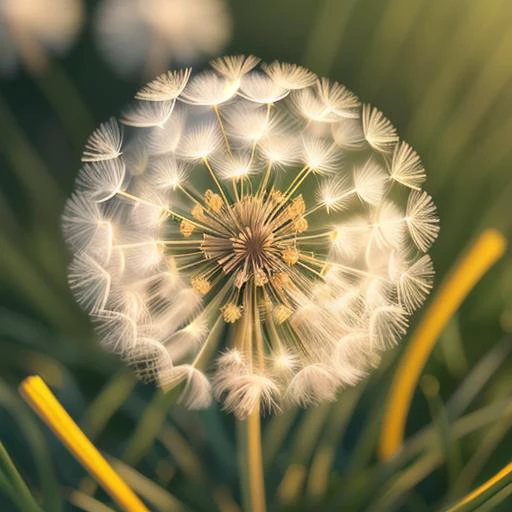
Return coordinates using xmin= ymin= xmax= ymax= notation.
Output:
xmin=222 ymin=303 xmax=242 ymax=323
xmin=180 ymin=220 xmax=195 ymax=238
xmin=272 ymin=272 xmax=291 ymax=289
xmin=269 ymin=189 xmax=285 ymax=204
xmin=191 ymin=204 xmax=207 ymax=221
xmin=205 ymin=189 xmax=223 ymax=212
xmin=329 ymin=231 xmax=338 ymax=241
xmin=191 ymin=277 xmax=211 ymax=295
xmin=254 ymin=270 xmax=269 ymax=287
xmin=294 ymin=217 xmax=308 ymax=233
xmin=287 ymin=195 xmax=305 ymax=218
xmin=273 ymin=304 xmax=292 ymax=324
xmin=282 ymin=247 xmax=299 ymax=265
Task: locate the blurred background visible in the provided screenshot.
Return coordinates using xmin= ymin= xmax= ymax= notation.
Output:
xmin=1 ymin=0 xmax=512 ymax=510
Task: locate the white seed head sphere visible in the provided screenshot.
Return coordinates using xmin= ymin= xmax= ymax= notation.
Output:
xmin=0 ymin=0 xmax=84 ymax=75
xmin=63 ymin=56 xmax=439 ymax=418
xmin=95 ymin=0 xmax=231 ymax=77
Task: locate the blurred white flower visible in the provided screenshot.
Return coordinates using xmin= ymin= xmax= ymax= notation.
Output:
xmin=95 ymin=0 xmax=232 ymax=77
xmin=63 ymin=56 xmax=439 ymax=418
xmin=0 ymin=0 xmax=84 ymax=75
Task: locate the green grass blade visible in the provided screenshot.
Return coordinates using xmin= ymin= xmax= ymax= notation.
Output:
xmin=447 ymin=335 xmax=512 ymax=418
xmin=110 ymin=457 xmax=187 ymax=512
xmin=0 ymin=96 xmax=62 ymax=217
xmin=66 ymin=488 xmax=116 ymax=512
xmin=122 ymin=390 xmax=178 ymax=465
xmin=34 ymin=63 xmax=95 ymax=153
xmin=302 ymin=0 xmax=358 ymax=74
xmin=446 ymin=461 xmax=512 ymax=512
xmin=0 ymin=442 xmax=43 ymax=512
xmin=421 ymin=376 xmax=461 ymax=486
xmin=82 ymin=370 xmax=136 ymax=439
xmin=472 ymin=482 xmax=512 ymax=512
xmin=0 ymin=381 xmax=62 ymax=512
xmin=306 ymin=385 xmax=364 ymax=499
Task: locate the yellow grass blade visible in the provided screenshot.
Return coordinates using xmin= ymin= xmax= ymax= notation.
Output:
xmin=379 ymin=229 xmax=507 ymax=460
xmin=447 ymin=461 xmax=512 ymax=511
xmin=19 ymin=375 xmax=149 ymax=512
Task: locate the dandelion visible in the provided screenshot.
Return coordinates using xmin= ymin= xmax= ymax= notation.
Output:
xmin=94 ymin=0 xmax=232 ymax=77
xmin=0 ymin=0 xmax=84 ymax=75
xmin=63 ymin=56 xmax=439 ymax=419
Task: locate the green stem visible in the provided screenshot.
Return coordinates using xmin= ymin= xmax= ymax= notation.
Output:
xmin=238 ymin=404 xmax=266 ymax=512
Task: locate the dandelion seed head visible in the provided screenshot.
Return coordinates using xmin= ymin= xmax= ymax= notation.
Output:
xmin=64 ymin=56 xmax=438 ymax=418
xmin=95 ymin=0 xmax=231 ymax=77
xmin=0 ymin=0 xmax=83 ymax=75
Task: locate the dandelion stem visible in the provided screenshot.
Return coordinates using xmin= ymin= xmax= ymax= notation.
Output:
xmin=232 ymin=179 xmax=240 ymax=202
xmin=257 ymin=162 xmax=273 ymax=197
xmin=279 ymin=230 xmax=332 ymax=242
xmin=379 ymin=229 xmax=507 ymax=461
xmin=297 ymin=260 xmax=325 ymax=278
xmin=117 ymin=190 xmax=221 ymax=235
xmin=282 ymin=165 xmax=310 ymax=200
xmin=19 ymin=376 xmax=149 ymax=512
xmin=202 ymin=158 xmax=236 ymax=212
xmin=238 ymin=402 xmax=267 ymax=512
xmin=161 ymin=239 xmax=203 ymax=246
xmin=213 ymin=105 xmax=232 ymax=156
xmin=178 ymin=184 xmax=203 ymax=205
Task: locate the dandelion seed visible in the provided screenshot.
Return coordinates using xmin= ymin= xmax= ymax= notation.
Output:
xmin=135 ymin=68 xmax=192 ymax=101
xmin=224 ymin=104 xmax=274 ymax=143
xmin=390 ymin=141 xmax=426 ymax=190
xmin=302 ymin=136 xmax=340 ymax=174
xmin=150 ymin=156 xmax=189 ymax=190
xmin=362 ymin=104 xmax=399 ymax=152
xmin=353 ymin=160 xmax=388 ymax=205
xmin=68 ymin=253 xmax=112 ymax=313
xmin=258 ymin=135 xmax=300 ymax=168
xmin=64 ymin=56 xmax=438 ymax=418
xmin=262 ymin=61 xmax=317 ymax=90
xmin=121 ymin=100 xmax=175 ymax=128
xmin=406 ymin=190 xmax=440 ymax=252
xmin=317 ymin=78 xmax=360 ymax=119
xmin=82 ymin=118 xmax=123 ymax=162
xmin=160 ymin=364 xmax=212 ymax=409
xmin=181 ymin=71 xmax=239 ymax=106
xmin=76 ymin=159 xmax=126 ymax=203
xmin=62 ymin=192 xmax=114 ymax=260
xmin=331 ymin=119 xmax=365 ymax=150
xmin=210 ymin=54 xmax=260 ymax=80
xmin=177 ymin=122 xmax=222 ymax=159
xmin=238 ymin=73 xmax=289 ymax=104
xmin=389 ymin=253 xmax=434 ymax=312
